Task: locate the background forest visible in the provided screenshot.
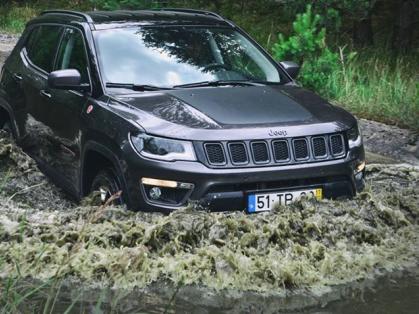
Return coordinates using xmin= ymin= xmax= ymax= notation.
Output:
xmin=0 ymin=0 xmax=418 ymax=129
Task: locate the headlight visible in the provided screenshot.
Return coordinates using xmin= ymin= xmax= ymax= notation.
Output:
xmin=130 ymin=133 xmax=196 ymax=161
xmin=347 ymin=123 xmax=363 ymax=149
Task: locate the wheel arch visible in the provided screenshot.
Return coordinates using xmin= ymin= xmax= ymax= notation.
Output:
xmin=0 ymin=99 xmax=20 ymax=138
xmin=0 ymin=105 xmax=10 ymax=127
xmin=80 ymin=140 xmax=130 ymax=204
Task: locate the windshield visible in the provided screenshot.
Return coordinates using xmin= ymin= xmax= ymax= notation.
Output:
xmin=93 ymin=27 xmax=286 ymax=88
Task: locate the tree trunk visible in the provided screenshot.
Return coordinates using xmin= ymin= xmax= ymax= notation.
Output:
xmin=353 ymin=13 xmax=374 ymax=47
xmin=392 ymin=0 xmax=416 ymax=53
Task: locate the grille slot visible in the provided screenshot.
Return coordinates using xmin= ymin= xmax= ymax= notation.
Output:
xmin=204 ymin=143 xmax=226 ymax=165
xmin=293 ymin=138 xmax=309 ymax=160
xmin=229 ymin=142 xmax=248 ymax=164
xmin=312 ymin=137 xmax=327 ymax=158
xmin=330 ymin=134 xmax=344 ymax=156
xmin=272 ymin=140 xmax=290 ymax=162
xmin=251 ymin=142 xmax=270 ymax=163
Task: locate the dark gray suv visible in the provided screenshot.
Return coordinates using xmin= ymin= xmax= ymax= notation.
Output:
xmin=0 ymin=9 xmax=365 ymax=212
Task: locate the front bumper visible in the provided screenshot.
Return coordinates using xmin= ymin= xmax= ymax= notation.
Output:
xmin=122 ymin=143 xmax=365 ymax=212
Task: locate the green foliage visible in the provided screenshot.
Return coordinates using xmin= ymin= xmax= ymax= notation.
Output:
xmin=0 ymin=5 xmax=37 ymax=33
xmin=272 ymin=5 xmax=341 ymax=95
xmin=271 ymin=4 xmax=418 ymax=129
xmin=283 ymin=0 xmax=377 ymax=20
xmin=330 ymin=52 xmax=419 ymax=129
xmin=89 ymin=0 xmax=159 ymax=10
xmin=272 ymin=5 xmax=326 ymax=63
xmin=299 ymin=48 xmax=340 ymax=96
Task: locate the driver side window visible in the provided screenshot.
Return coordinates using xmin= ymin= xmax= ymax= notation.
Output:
xmin=55 ymin=28 xmax=89 ymax=84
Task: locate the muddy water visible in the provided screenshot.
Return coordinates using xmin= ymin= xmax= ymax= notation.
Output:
xmin=1 ymin=130 xmax=419 ymax=312
xmin=10 ymin=268 xmax=419 ymax=313
xmin=322 ymin=269 xmax=419 ymax=314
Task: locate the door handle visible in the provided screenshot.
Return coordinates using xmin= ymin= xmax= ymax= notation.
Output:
xmin=40 ymin=90 xmax=52 ymax=98
xmin=13 ymin=73 xmax=23 ymax=81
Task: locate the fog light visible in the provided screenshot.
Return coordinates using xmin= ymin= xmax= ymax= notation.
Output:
xmin=142 ymin=178 xmax=177 ymax=188
xmin=141 ymin=177 xmax=194 ymax=189
xmin=149 ymin=187 xmax=162 ymax=200
xmin=141 ymin=178 xmax=194 ymax=206
xmin=356 ymin=161 xmax=366 ymax=173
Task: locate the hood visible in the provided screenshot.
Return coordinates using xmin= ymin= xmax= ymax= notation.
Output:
xmin=110 ymin=85 xmax=356 ymax=141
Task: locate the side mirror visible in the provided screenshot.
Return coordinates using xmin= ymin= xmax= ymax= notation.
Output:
xmin=279 ymin=61 xmax=300 ymax=80
xmin=48 ymin=69 xmax=89 ymax=91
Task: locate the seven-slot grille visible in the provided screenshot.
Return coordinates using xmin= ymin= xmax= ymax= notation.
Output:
xmin=203 ymin=133 xmax=346 ymax=167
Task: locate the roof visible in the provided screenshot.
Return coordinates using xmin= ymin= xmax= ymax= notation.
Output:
xmin=35 ymin=9 xmax=232 ymax=30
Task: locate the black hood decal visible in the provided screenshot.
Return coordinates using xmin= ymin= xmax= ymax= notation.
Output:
xmin=112 ymin=84 xmax=356 ymax=141
xmin=165 ymin=85 xmax=315 ymax=126
xmin=149 ymin=97 xmax=221 ymax=129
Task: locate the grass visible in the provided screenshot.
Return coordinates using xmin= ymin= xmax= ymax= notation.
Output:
xmin=0 ymin=5 xmax=37 ymax=33
xmin=320 ymin=50 xmax=419 ymax=130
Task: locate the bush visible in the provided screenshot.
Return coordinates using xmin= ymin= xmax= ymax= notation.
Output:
xmin=272 ymin=5 xmax=341 ymax=96
xmin=272 ymin=5 xmax=326 ymax=63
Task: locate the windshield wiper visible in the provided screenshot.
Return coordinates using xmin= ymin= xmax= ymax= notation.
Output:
xmin=106 ymin=82 xmax=172 ymax=91
xmin=173 ymin=80 xmax=260 ymax=89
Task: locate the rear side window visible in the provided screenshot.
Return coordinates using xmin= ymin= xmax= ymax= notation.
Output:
xmin=55 ymin=28 xmax=89 ymax=84
xmin=26 ymin=25 xmax=63 ymax=73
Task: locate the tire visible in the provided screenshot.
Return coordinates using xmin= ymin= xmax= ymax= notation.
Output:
xmin=1 ymin=120 xmax=13 ymax=137
xmin=90 ymin=168 xmax=124 ymax=206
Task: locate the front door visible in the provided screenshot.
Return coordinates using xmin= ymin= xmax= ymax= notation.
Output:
xmin=44 ymin=27 xmax=92 ymax=195
xmin=21 ymin=24 xmax=65 ymax=171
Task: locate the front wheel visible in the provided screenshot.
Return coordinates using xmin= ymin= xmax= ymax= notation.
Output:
xmin=90 ymin=168 xmax=124 ymax=206
xmin=1 ymin=120 xmax=14 ymax=137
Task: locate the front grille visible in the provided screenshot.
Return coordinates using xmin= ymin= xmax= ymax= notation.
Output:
xmin=204 ymin=143 xmax=226 ymax=165
xmin=293 ymin=139 xmax=309 ymax=160
xmin=229 ymin=142 xmax=248 ymax=164
xmin=202 ymin=132 xmax=346 ymax=168
xmin=330 ymin=134 xmax=344 ymax=156
xmin=251 ymin=142 xmax=269 ymax=163
xmin=272 ymin=140 xmax=290 ymax=161
xmin=312 ymin=137 xmax=327 ymax=158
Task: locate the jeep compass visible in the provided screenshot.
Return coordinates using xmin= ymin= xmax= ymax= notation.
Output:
xmin=0 ymin=9 xmax=365 ymax=212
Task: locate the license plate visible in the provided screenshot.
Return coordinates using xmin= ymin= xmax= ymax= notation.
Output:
xmin=247 ymin=188 xmax=323 ymax=213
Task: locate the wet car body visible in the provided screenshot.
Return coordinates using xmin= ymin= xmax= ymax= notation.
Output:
xmin=0 ymin=9 xmax=365 ymax=212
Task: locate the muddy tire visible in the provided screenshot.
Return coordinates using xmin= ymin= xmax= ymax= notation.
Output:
xmin=1 ymin=120 xmax=14 ymax=137
xmin=90 ymin=168 xmax=124 ymax=206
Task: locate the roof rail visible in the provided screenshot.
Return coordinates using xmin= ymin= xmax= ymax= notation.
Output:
xmin=153 ymin=8 xmax=224 ymax=20
xmin=40 ymin=10 xmax=94 ymax=23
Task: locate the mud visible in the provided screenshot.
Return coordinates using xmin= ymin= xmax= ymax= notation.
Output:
xmin=0 ymin=131 xmax=74 ymax=210
xmin=360 ymin=118 xmax=419 ymax=166
xmin=1 ymin=130 xmax=419 ymax=297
